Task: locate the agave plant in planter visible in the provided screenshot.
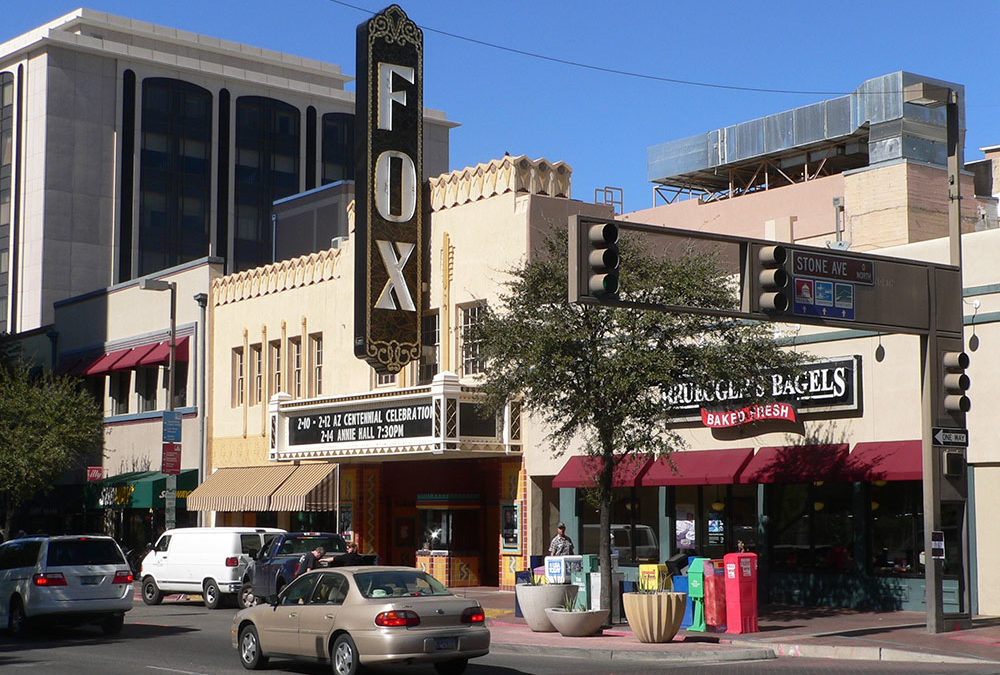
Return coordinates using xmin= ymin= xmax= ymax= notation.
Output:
xmin=622 ymin=574 xmax=687 ymax=643
xmin=514 ymin=575 xmax=579 ymax=632
xmin=543 ymin=594 xmax=609 ymax=637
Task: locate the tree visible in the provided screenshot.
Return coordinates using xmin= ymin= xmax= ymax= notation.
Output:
xmin=0 ymin=361 xmax=104 ymax=537
xmin=470 ymin=229 xmax=804 ymax=611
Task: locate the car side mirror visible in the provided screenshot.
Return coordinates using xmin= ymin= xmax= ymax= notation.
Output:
xmin=267 ymin=594 xmax=279 ymax=607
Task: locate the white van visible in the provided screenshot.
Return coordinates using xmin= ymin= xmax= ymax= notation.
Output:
xmin=140 ymin=527 xmax=284 ymax=609
xmin=582 ymin=524 xmax=659 ymax=565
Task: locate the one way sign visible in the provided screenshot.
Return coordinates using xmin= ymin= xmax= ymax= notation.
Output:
xmin=933 ymin=427 xmax=969 ymax=447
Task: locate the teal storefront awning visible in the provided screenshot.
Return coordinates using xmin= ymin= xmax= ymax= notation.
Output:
xmin=88 ymin=469 xmax=199 ymax=509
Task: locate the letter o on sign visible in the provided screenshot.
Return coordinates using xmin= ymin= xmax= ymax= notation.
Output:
xmin=375 ymin=150 xmax=416 ymax=222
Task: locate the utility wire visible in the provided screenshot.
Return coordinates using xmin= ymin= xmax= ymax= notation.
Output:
xmin=326 ymin=0 xmax=850 ymax=96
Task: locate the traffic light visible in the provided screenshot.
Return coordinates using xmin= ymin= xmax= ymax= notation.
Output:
xmin=942 ymin=351 xmax=971 ymax=414
xmin=587 ymin=221 xmax=620 ymax=298
xmin=758 ymin=245 xmax=790 ymax=313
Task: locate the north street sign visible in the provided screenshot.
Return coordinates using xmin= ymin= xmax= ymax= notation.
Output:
xmin=932 ymin=427 xmax=969 ymax=447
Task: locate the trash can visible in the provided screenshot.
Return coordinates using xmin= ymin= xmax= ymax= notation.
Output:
xmin=687 ymin=557 xmax=707 ymax=632
xmin=723 ymin=552 xmax=759 ymax=633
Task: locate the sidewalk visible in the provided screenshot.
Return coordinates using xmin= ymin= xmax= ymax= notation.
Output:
xmin=450 ymin=587 xmax=1000 ymax=666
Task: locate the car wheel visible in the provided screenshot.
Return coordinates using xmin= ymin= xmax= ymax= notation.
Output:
xmin=238 ymin=624 xmax=269 ymax=670
xmin=101 ymin=613 xmax=125 ymax=635
xmin=238 ymin=582 xmax=256 ymax=609
xmin=142 ymin=577 xmax=163 ymax=605
xmin=203 ymin=579 xmax=222 ymax=609
xmin=8 ymin=598 xmax=28 ymax=636
xmin=331 ymin=633 xmax=361 ymax=675
xmin=433 ymin=659 xmax=469 ymax=675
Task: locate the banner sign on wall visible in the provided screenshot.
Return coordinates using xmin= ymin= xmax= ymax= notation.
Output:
xmin=354 ymin=4 xmax=424 ymax=374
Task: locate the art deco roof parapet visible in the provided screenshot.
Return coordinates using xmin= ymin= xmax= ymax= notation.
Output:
xmin=428 ymin=155 xmax=571 ymax=211
xmin=212 ymin=247 xmax=344 ymax=306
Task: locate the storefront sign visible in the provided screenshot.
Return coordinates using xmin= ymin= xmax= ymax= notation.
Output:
xmin=86 ymin=466 xmax=104 ymax=481
xmin=354 ymin=4 xmax=424 ymax=374
xmin=701 ymin=402 xmax=797 ymax=428
xmin=289 ymin=400 xmax=433 ymax=446
xmin=792 ymin=250 xmax=875 ymax=285
xmin=665 ymin=356 xmax=861 ymax=423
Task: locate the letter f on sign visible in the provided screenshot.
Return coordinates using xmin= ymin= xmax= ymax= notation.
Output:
xmin=375 ymin=240 xmax=416 ymax=311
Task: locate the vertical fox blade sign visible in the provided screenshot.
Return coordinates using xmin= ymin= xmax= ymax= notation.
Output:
xmin=355 ymin=4 xmax=423 ymax=373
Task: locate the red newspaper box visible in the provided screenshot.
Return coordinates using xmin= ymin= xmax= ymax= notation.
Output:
xmin=723 ymin=552 xmax=758 ymax=633
xmin=703 ymin=559 xmax=727 ymax=629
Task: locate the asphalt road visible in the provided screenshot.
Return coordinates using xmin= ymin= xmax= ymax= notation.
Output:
xmin=2 ymin=598 xmax=999 ymax=675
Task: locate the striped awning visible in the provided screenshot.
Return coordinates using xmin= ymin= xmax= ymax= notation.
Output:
xmin=269 ymin=464 xmax=338 ymax=512
xmin=187 ymin=465 xmax=296 ymax=512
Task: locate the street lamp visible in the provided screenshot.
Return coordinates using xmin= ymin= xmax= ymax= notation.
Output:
xmin=904 ymin=82 xmax=968 ymax=633
xmin=140 ymin=278 xmax=178 ymax=530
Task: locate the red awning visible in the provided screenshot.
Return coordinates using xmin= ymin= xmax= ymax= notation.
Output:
xmin=737 ymin=444 xmax=852 ymax=484
xmin=84 ymin=348 xmax=133 ymax=376
xmin=111 ymin=343 xmax=159 ymax=371
xmin=138 ymin=336 xmax=189 ymax=366
xmin=640 ymin=448 xmax=754 ymax=487
xmin=847 ymin=441 xmax=922 ymax=481
xmin=552 ymin=455 xmax=652 ymax=489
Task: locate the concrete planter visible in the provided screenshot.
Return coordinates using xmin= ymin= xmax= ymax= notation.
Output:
xmin=622 ymin=591 xmax=687 ymax=643
xmin=514 ymin=583 xmax=578 ymax=632
xmin=544 ymin=607 xmax=609 ymax=637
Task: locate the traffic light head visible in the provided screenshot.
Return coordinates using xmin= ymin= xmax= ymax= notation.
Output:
xmin=942 ymin=351 xmax=970 ymax=414
xmin=587 ymin=222 xmax=620 ymax=298
xmin=758 ymin=245 xmax=789 ymax=313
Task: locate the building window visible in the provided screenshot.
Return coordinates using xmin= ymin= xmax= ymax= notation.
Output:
xmin=234 ymin=96 xmax=300 ymax=272
xmin=172 ymin=361 xmax=188 ymax=409
xmin=232 ymin=347 xmax=244 ymax=407
xmin=461 ymin=303 xmax=486 ymax=376
xmin=418 ymin=312 xmax=439 ymax=384
xmin=768 ymin=482 xmax=854 ymax=573
xmin=111 ymin=372 xmax=130 ymax=415
xmin=288 ymin=337 xmax=302 ymax=398
xmin=321 ymin=112 xmax=354 ymax=184
xmin=249 ymin=344 xmax=262 ymax=405
xmin=309 ymin=334 xmax=323 ymax=396
xmin=0 ymin=71 xmax=12 ymax=333
xmin=269 ymin=339 xmax=282 ymax=396
xmin=139 ymin=78 xmax=212 ymax=277
xmin=376 ymin=371 xmax=396 ymax=386
xmin=138 ymin=366 xmax=158 ymax=412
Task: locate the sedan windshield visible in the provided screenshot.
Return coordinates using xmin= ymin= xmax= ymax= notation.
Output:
xmin=355 ymin=570 xmax=451 ymax=598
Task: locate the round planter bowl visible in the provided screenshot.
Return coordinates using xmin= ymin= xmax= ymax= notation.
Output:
xmin=544 ymin=607 xmax=609 ymax=637
xmin=514 ymin=583 xmax=578 ymax=632
xmin=622 ymin=591 xmax=687 ymax=643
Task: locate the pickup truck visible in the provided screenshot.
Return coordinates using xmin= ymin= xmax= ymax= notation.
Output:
xmin=238 ymin=532 xmax=374 ymax=608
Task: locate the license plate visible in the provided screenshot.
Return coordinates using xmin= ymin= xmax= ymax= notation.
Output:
xmin=434 ymin=637 xmax=457 ymax=651
xmin=80 ymin=575 xmax=103 ymax=585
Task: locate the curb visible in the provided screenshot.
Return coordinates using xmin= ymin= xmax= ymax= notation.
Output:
xmin=726 ymin=639 xmax=1000 ymax=665
xmin=489 ymin=641 xmax=776 ymax=664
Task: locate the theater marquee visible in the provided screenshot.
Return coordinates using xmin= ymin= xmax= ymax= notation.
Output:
xmin=354 ymin=4 xmax=424 ymax=373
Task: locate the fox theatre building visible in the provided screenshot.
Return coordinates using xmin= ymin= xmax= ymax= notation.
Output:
xmin=591 ymin=351 xmax=951 ymax=612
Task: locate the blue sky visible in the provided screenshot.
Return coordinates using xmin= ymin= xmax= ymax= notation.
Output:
xmin=8 ymin=1 xmax=1000 ymax=213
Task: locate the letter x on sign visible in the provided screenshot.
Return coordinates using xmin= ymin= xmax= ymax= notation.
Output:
xmin=375 ymin=240 xmax=415 ymax=311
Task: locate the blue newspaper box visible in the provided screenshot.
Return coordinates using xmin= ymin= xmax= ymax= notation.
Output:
xmin=513 ymin=570 xmax=532 ymax=618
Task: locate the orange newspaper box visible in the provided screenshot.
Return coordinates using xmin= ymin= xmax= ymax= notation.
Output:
xmin=723 ymin=552 xmax=759 ymax=634
xmin=703 ymin=559 xmax=727 ymax=629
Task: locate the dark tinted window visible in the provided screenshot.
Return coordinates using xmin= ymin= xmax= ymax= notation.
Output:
xmin=47 ymin=539 xmax=125 ymax=566
xmin=154 ymin=534 xmax=171 ymax=552
xmin=0 ymin=540 xmax=42 ymax=569
xmin=241 ymin=534 xmax=263 ymax=555
xmin=277 ymin=536 xmax=345 ymax=555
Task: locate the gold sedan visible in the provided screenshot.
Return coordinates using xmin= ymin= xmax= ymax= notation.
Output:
xmin=231 ymin=566 xmax=489 ymax=675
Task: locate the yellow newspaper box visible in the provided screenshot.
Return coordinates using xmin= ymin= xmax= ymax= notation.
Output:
xmin=638 ymin=563 xmax=672 ymax=592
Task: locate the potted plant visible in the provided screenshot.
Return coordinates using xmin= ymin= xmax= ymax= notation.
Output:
xmin=622 ymin=573 xmax=687 ymax=643
xmin=544 ymin=594 xmax=609 ymax=637
xmin=514 ymin=574 xmax=579 ymax=632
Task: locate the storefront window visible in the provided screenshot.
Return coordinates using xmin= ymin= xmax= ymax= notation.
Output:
xmin=579 ymin=487 xmax=659 ymax=565
xmin=870 ymin=481 xmax=922 ymax=577
xmin=769 ymin=482 xmax=854 ymax=573
xmin=417 ymin=509 xmax=478 ymax=553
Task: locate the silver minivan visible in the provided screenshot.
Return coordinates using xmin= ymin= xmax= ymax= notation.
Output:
xmin=0 ymin=535 xmax=134 ymax=635
xmin=141 ymin=527 xmax=284 ymax=609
